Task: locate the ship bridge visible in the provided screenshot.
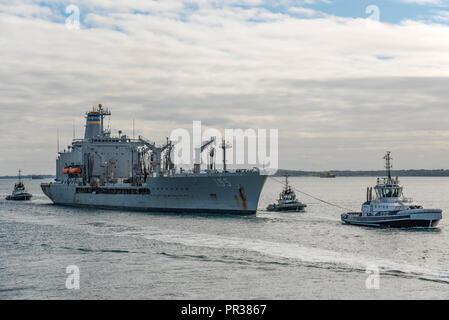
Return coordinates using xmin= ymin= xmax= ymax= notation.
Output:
xmin=373 ymin=151 xmax=403 ymax=199
xmin=374 ymin=183 xmax=403 ymax=198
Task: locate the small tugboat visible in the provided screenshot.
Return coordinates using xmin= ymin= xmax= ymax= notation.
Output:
xmin=341 ymin=152 xmax=442 ymax=228
xmin=267 ymin=176 xmax=307 ymax=212
xmin=6 ymin=170 xmax=33 ymax=201
xmin=320 ymin=171 xmax=336 ymax=178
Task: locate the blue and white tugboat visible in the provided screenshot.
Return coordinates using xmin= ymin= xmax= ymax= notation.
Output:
xmin=341 ymin=152 xmax=442 ymax=228
xmin=267 ymin=176 xmax=307 ymax=212
xmin=6 ymin=170 xmax=33 ymax=201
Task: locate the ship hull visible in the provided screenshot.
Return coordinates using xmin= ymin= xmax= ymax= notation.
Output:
xmin=341 ymin=209 xmax=442 ymax=228
xmin=41 ymin=173 xmax=267 ymax=215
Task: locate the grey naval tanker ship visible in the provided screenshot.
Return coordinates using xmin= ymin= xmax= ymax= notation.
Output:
xmin=41 ymin=105 xmax=267 ymax=215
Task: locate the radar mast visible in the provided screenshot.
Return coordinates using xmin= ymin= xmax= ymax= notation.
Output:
xmin=384 ymin=151 xmax=393 ymax=183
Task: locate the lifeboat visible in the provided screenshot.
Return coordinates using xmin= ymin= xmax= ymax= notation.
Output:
xmin=69 ymin=167 xmax=82 ymax=175
xmin=63 ymin=167 xmax=82 ymax=175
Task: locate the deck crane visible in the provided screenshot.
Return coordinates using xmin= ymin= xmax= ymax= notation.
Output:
xmin=194 ymin=137 xmax=216 ymax=173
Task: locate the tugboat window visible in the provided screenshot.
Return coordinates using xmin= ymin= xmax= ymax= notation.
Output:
xmin=392 ymin=188 xmax=398 ymax=197
xmin=375 ymin=189 xmax=381 ymax=198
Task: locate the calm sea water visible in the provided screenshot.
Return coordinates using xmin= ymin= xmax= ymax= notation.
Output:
xmin=1 ymin=176 xmax=449 ymax=299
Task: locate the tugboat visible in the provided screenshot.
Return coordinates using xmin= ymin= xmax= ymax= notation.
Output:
xmin=267 ymin=176 xmax=307 ymax=212
xmin=6 ymin=170 xmax=33 ymax=201
xmin=320 ymin=171 xmax=336 ymax=178
xmin=341 ymin=152 xmax=442 ymax=228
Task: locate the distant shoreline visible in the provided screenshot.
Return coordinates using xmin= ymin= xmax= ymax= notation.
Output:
xmin=275 ymin=169 xmax=449 ymax=177
xmin=0 ymin=175 xmax=55 ymax=179
xmin=3 ymin=169 xmax=449 ymax=179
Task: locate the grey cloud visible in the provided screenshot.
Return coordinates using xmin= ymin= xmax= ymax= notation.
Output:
xmin=1 ymin=4 xmax=449 ymax=174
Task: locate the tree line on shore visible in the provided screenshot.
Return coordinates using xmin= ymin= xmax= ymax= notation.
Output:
xmin=274 ymin=169 xmax=449 ymax=177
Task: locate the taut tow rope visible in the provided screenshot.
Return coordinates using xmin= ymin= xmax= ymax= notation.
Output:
xmin=269 ymin=176 xmax=357 ymax=213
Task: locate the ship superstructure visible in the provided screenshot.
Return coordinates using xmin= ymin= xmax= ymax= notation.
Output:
xmin=41 ymin=105 xmax=267 ymax=215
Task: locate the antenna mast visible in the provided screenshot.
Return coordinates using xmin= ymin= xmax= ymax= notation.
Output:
xmin=97 ymin=104 xmax=111 ymax=136
xmin=384 ymin=151 xmax=392 ymax=181
xmin=221 ymin=139 xmax=231 ymax=172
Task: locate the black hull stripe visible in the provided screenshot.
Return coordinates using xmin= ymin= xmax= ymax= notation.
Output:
xmin=342 ymin=219 xmax=440 ymax=228
xmin=52 ymin=202 xmax=256 ymax=216
xmin=6 ymin=197 xmax=32 ymax=201
xmin=268 ymin=209 xmax=306 ymax=212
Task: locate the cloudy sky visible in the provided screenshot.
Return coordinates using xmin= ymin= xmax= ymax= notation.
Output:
xmin=1 ymin=0 xmax=449 ymax=175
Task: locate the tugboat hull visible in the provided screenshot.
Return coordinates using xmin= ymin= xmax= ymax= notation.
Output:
xmin=267 ymin=203 xmax=307 ymax=212
xmin=341 ymin=209 xmax=442 ymax=228
xmin=6 ymin=194 xmax=33 ymax=201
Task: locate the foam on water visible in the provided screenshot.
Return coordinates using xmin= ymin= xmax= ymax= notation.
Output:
xmin=119 ymin=226 xmax=449 ymax=282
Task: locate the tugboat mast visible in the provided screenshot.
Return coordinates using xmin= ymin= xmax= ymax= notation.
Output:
xmin=384 ymin=151 xmax=392 ymax=182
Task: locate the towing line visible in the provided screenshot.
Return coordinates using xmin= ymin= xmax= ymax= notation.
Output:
xmin=269 ymin=176 xmax=356 ymax=213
